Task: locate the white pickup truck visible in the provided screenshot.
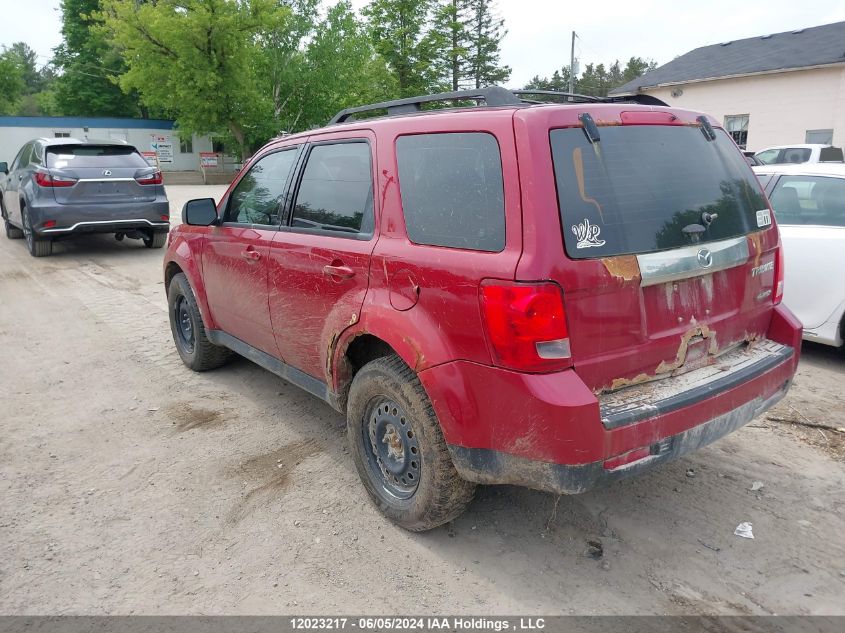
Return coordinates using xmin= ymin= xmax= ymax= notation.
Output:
xmin=755 ymin=144 xmax=844 ymax=165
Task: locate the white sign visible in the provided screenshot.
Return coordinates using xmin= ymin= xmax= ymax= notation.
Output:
xmin=150 ymin=134 xmax=174 ymax=164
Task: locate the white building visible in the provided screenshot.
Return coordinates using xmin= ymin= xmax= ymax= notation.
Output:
xmin=609 ymin=21 xmax=845 ymax=152
xmin=0 ymin=115 xmax=217 ymax=175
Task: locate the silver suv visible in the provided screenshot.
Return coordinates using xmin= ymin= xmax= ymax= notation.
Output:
xmin=0 ymin=138 xmax=170 ymax=257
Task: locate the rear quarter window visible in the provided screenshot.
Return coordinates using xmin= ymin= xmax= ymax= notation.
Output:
xmin=46 ymin=145 xmax=149 ymax=169
xmin=396 ymin=132 xmax=505 ymax=252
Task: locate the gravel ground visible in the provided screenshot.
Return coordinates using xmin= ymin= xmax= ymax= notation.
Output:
xmin=1 ymin=185 xmax=844 ymax=615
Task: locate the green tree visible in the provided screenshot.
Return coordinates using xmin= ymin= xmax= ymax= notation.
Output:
xmin=524 ymin=56 xmax=658 ymax=97
xmin=0 ymin=49 xmax=25 ymax=115
xmin=3 ymin=42 xmax=62 ymax=115
xmin=99 ymin=0 xmax=292 ymax=158
xmin=426 ymin=0 xmax=472 ymax=91
xmin=53 ymin=0 xmax=140 ymax=117
xmin=296 ymin=2 xmax=397 ymax=128
xmin=363 ymin=0 xmax=438 ymax=97
xmin=466 ymin=0 xmax=509 ymax=89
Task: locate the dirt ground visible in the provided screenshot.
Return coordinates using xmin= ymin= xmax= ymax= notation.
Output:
xmin=1 ymin=185 xmax=844 ymax=615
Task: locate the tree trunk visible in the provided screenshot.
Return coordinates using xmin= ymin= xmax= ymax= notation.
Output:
xmin=451 ymin=0 xmax=459 ymax=91
xmin=228 ymin=121 xmax=248 ymax=162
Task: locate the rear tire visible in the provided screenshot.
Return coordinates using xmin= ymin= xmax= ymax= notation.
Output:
xmin=144 ymin=232 xmax=167 ymax=249
xmin=346 ymin=354 xmax=476 ymax=531
xmin=167 ymin=272 xmax=232 ymax=371
xmin=22 ymin=205 xmax=52 ymax=257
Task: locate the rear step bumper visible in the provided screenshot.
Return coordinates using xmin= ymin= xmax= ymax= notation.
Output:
xmin=447 ymin=381 xmax=789 ymax=494
xmin=599 ymin=340 xmax=793 ymax=430
xmin=421 ymin=304 xmax=801 ymax=495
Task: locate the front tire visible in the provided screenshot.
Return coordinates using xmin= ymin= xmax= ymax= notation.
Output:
xmin=22 ymin=206 xmax=52 ymax=257
xmin=347 ymin=355 xmax=476 ymax=531
xmin=167 ymin=273 xmax=232 ymax=371
xmin=2 ymin=199 xmax=23 ymax=239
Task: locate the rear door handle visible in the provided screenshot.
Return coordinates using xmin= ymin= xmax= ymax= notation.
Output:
xmin=241 ymin=248 xmax=261 ymax=262
xmin=323 ymin=264 xmax=355 ymax=279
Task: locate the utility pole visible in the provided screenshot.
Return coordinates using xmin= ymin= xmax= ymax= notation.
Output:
xmin=569 ymin=31 xmax=576 ymax=100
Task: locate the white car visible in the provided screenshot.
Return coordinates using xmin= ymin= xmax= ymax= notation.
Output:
xmin=754 ymin=144 xmax=843 ymax=165
xmin=754 ymin=163 xmax=845 ymax=348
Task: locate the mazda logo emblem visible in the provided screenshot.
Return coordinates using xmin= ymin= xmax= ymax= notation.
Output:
xmin=102 ymin=169 xmax=112 ymax=176
xmin=698 ymin=248 xmax=713 ymax=268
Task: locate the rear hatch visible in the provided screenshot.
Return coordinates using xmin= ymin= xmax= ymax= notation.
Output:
xmin=45 ymin=145 xmax=159 ymax=204
xmin=545 ymin=111 xmax=780 ymax=393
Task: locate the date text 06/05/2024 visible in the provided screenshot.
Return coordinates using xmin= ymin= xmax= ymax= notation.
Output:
xmin=289 ymin=617 xmax=546 ymax=630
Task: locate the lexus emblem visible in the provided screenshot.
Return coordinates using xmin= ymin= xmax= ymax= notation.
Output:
xmin=698 ymin=248 xmax=713 ymax=268
xmin=102 ymin=169 xmax=112 ymax=176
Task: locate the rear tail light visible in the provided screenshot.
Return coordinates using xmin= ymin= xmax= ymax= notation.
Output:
xmin=34 ymin=172 xmax=77 ymax=188
xmin=479 ymin=280 xmax=571 ymax=372
xmin=41 ymin=220 xmax=57 ymax=229
xmin=136 ymin=171 xmax=163 ymax=185
xmin=773 ymin=243 xmax=785 ymax=305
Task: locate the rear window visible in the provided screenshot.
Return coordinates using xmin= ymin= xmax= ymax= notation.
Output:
xmin=396 ymin=133 xmax=505 ymax=252
xmin=820 ymin=146 xmax=844 ymax=163
xmin=46 ymin=145 xmax=148 ymax=169
xmin=769 ymin=175 xmax=845 ymax=227
xmin=550 ymin=125 xmax=768 ymax=258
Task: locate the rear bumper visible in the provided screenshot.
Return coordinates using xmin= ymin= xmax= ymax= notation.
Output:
xmin=27 ymin=199 xmax=170 ymax=237
xmin=447 ymin=381 xmax=790 ymax=494
xmin=419 ymin=304 xmax=801 ymax=494
xmin=39 ymin=219 xmax=170 ymax=236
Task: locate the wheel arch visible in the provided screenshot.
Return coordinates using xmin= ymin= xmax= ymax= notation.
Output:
xmin=163 ymin=237 xmax=218 ymax=332
xmin=330 ymin=307 xmax=452 ymax=412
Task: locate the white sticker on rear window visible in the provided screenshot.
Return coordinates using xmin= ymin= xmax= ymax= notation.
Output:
xmin=756 ymin=209 xmax=772 ymax=227
xmin=572 ymin=218 xmax=606 ymax=249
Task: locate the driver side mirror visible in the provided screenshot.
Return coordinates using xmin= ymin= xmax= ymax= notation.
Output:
xmin=0 ymin=162 xmax=8 ymax=175
xmin=182 ymin=198 xmax=218 ymax=226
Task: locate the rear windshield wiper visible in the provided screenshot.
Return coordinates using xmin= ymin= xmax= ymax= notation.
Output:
xmin=697 ymin=115 xmax=716 ymax=142
xmin=579 ymin=113 xmax=601 ymax=145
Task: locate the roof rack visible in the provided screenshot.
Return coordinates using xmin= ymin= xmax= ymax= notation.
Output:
xmin=329 ymin=86 xmax=521 ymax=124
xmin=511 ymin=89 xmax=603 ymax=103
xmin=328 ymin=86 xmax=668 ymax=125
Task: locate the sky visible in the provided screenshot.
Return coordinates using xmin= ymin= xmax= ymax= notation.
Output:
xmin=3 ymin=0 xmax=845 ymax=88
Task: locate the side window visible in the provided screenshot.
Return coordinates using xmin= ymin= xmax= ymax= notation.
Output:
xmin=290 ymin=141 xmax=373 ymax=235
xmin=31 ymin=144 xmax=43 ymax=166
xmin=779 ymin=148 xmax=811 ymax=164
xmin=396 ymin=132 xmax=505 ymax=252
xmin=225 ymin=148 xmax=298 ymax=226
xmin=10 ymin=144 xmax=31 ymax=172
xmin=769 ymin=176 xmax=845 ymax=227
xmin=755 ymin=149 xmax=778 ymax=165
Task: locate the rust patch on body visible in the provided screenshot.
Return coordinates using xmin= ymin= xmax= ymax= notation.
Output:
xmin=608 ymin=372 xmax=654 ymax=392
xmin=747 ymin=232 xmax=763 ymax=267
xmin=602 ymin=321 xmax=722 ymax=394
xmin=655 ymin=322 xmax=719 ymax=375
xmin=402 ymin=335 xmax=425 ymax=371
xmin=601 ymin=255 xmax=641 ymax=282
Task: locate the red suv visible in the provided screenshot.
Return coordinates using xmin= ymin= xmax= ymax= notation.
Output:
xmin=163 ymin=87 xmax=801 ymax=531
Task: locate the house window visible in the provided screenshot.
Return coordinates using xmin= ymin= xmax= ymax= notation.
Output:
xmin=179 ymin=138 xmax=193 ymax=153
xmin=54 ymin=131 xmax=71 ymax=138
xmin=724 ymin=114 xmax=749 ymax=148
xmin=805 ymin=129 xmax=833 ymax=145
